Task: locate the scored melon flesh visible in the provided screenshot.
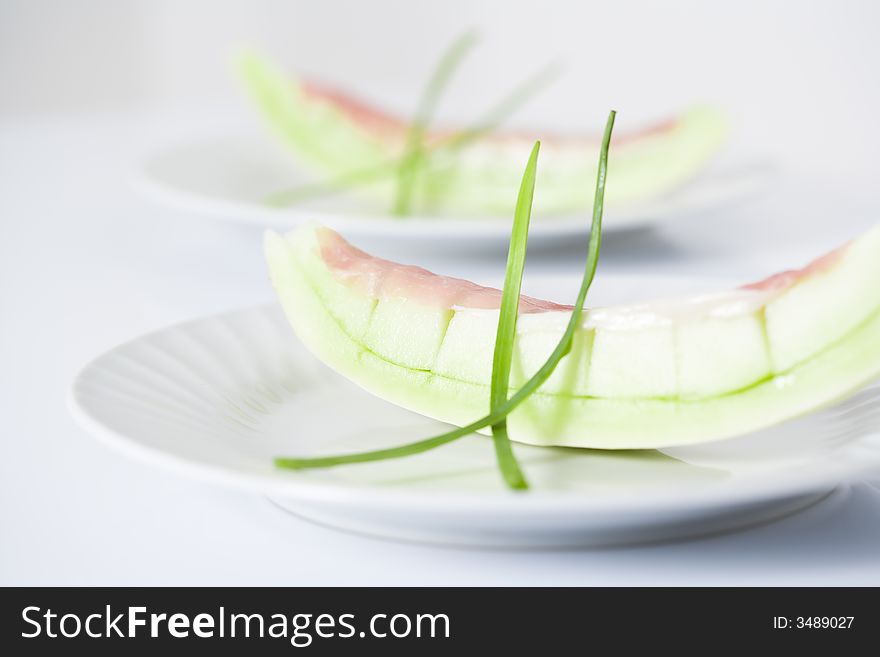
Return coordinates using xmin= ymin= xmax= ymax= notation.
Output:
xmin=266 ymin=224 xmax=880 ymax=449
xmin=238 ymin=50 xmax=729 ymax=216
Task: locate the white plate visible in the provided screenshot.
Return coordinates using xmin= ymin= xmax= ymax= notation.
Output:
xmin=70 ymin=275 xmax=880 ymax=547
xmin=133 ymin=133 xmax=772 ymax=244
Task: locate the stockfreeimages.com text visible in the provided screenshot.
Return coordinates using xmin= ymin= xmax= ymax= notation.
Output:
xmin=21 ymin=606 xmax=450 ymax=646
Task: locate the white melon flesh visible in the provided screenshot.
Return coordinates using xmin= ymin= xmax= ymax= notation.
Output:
xmin=266 ymin=224 xmax=880 ymax=448
xmin=433 ymin=311 xmax=499 ymax=385
xmin=675 ymin=311 xmax=771 ymax=398
xmin=587 ymin=323 xmax=677 ymax=399
xmin=511 ymin=314 xmax=592 ymax=395
xmin=763 ymin=234 xmax=880 ymax=372
xmin=364 ymin=299 xmax=452 ymax=371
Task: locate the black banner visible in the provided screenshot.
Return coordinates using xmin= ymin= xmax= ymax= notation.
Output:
xmin=0 ymin=587 xmax=874 ymax=653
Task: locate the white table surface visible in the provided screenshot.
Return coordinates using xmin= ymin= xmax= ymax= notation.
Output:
xmin=2 ymin=108 xmax=879 ymax=586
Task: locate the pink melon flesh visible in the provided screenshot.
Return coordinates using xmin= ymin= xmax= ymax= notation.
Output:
xmin=317 ymin=226 xmax=845 ymax=316
xmin=742 ymin=245 xmax=845 ymax=292
xmin=317 ymin=227 xmax=572 ymax=313
xmin=301 ymin=80 xmax=678 ymax=148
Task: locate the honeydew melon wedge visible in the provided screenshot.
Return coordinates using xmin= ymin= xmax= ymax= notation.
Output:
xmin=267 ymin=224 xmax=880 ymax=449
xmin=238 ymin=51 xmax=729 ymax=216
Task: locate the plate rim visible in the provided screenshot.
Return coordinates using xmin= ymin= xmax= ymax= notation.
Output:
xmin=69 ymin=296 xmax=880 ymax=515
xmin=132 ymin=131 xmax=771 ymax=239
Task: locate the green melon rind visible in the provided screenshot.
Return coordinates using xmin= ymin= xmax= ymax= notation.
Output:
xmin=239 ymin=50 xmax=729 ymax=216
xmin=236 ymin=50 xmax=391 ymax=175
xmin=266 ymin=227 xmax=880 ymax=450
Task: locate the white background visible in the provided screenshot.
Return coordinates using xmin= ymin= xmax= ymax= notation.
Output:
xmin=2 ymin=0 xmax=879 ymax=584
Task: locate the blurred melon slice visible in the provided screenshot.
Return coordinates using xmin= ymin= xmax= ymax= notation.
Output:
xmin=238 ymin=50 xmax=729 ymax=216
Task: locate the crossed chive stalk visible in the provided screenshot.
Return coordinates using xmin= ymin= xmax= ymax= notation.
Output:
xmin=275 ymin=111 xmax=617 ymax=490
xmin=267 ymin=31 xmax=560 ymax=215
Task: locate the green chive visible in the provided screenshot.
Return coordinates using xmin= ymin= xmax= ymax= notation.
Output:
xmin=275 ymin=110 xmax=616 ymax=475
xmin=392 ymin=31 xmax=478 ymax=216
xmin=489 ymin=141 xmax=540 ymax=490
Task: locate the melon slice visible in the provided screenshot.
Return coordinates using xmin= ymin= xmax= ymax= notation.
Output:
xmin=238 ymin=51 xmax=729 ymax=216
xmin=266 ymin=224 xmax=880 ymax=449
